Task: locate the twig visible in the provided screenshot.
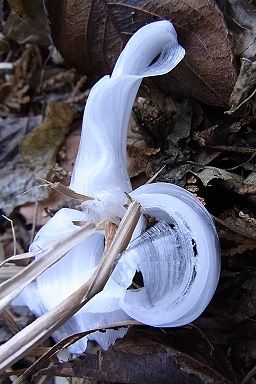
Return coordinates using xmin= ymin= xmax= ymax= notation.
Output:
xmin=0 ymin=266 xmax=24 ymax=283
xmin=0 ymin=223 xmax=95 ymax=311
xmin=225 ymin=87 xmax=256 ymax=115
xmin=207 ymin=145 xmax=256 ymax=154
xmin=2 ymin=215 xmax=17 ymax=256
xmin=0 ymin=253 xmax=33 ymax=269
xmin=30 ymin=201 xmax=39 ymax=244
xmin=224 ymin=153 xmax=255 ymax=171
xmin=146 ymin=165 xmax=166 ymax=184
xmin=0 ymin=202 xmax=140 ymax=372
xmin=241 ymin=364 xmax=256 ymax=384
xmin=0 ymin=308 xmax=22 ymax=334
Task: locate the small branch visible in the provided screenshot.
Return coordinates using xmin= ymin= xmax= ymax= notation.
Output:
xmin=2 ymin=215 xmax=17 ymax=257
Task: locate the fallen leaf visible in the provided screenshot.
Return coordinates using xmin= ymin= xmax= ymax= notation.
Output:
xmin=127 ymin=115 xmax=160 ymax=179
xmin=20 ymin=101 xmax=75 ymax=179
xmin=19 ymin=127 xmax=81 ymax=228
xmin=133 ymin=92 xmax=192 ymax=186
xmin=211 ymin=272 xmax=256 ymax=323
xmin=0 ymin=102 xmax=75 ymax=215
xmin=4 ymin=0 xmax=51 ymax=45
xmin=37 ymin=329 xmax=233 ymax=384
xmin=227 ymin=58 xmax=256 ymax=114
xmin=193 ymin=167 xmax=241 ymax=187
xmin=220 ymin=209 xmax=256 ymax=239
xmin=224 ymin=0 xmax=256 ymax=59
xmin=216 ymin=208 xmax=256 ymax=257
xmin=193 ymin=167 xmax=256 ymax=199
xmin=0 ymin=44 xmax=42 ymax=113
xmin=0 ymin=115 xmax=44 ymax=215
xmin=45 ymin=0 xmax=236 ymax=106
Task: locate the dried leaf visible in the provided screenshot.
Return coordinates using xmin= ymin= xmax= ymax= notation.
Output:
xmin=19 ymin=128 xmax=82 ymax=228
xmin=5 ymin=0 xmax=51 ymax=45
xmin=220 ymin=210 xmax=256 ymax=240
xmin=193 ymin=167 xmax=241 ymax=187
xmin=38 ymin=329 xmax=233 ymax=384
xmin=0 ymin=251 xmax=32 ymax=269
xmin=211 ymin=272 xmax=256 ymax=323
xmin=217 ymin=208 xmax=256 ymax=257
xmin=20 ymin=101 xmax=75 ymax=177
xmin=0 ymin=115 xmax=46 ymax=215
xmin=0 ymin=102 xmax=76 ymax=215
xmin=227 ymin=58 xmax=256 ymax=113
xmin=127 ymin=116 xmax=160 ymax=178
xmin=193 ymin=167 xmax=256 ymax=198
xmin=224 ymin=0 xmax=256 ymax=59
xmin=45 ymin=0 xmax=236 ymax=106
xmin=133 ymin=92 xmax=192 ymax=186
xmin=14 ymin=321 xmax=138 ymax=384
xmin=0 ymin=45 xmax=42 ymax=113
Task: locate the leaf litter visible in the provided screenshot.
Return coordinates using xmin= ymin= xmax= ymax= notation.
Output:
xmin=0 ymin=1 xmax=256 ymax=383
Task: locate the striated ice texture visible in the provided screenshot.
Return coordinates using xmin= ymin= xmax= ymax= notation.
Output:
xmin=16 ymin=21 xmax=220 ymax=354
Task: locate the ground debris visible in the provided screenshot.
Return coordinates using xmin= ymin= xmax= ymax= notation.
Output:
xmin=0 ymin=1 xmax=256 ymax=383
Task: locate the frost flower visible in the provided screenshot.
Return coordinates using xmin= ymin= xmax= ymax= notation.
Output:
xmin=20 ymin=21 xmax=220 ymax=353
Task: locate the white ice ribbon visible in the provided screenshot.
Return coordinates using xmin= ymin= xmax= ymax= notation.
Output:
xmin=18 ymin=21 xmax=220 ymax=354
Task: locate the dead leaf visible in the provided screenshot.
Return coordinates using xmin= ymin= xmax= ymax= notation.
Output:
xmin=216 ymin=208 xmax=256 ymax=257
xmin=133 ymin=92 xmax=192 ymax=186
xmin=38 ymin=328 xmax=233 ymax=384
xmin=19 ymin=128 xmax=82 ymax=228
xmin=227 ymin=58 xmax=256 ymax=114
xmin=4 ymin=0 xmax=51 ymax=46
xmin=193 ymin=167 xmax=256 ymax=199
xmin=0 ymin=115 xmax=46 ymax=215
xmin=127 ymin=115 xmax=160 ymax=179
xmin=0 ymin=44 xmax=42 ymax=113
xmin=193 ymin=167 xmax=241 ymax=187
xmin=20 ymin=101 xmax=76 ymax=179
xmin=211 ymin=272 xmax=256 ymax=323
xmin=0 ymin=102 xmax=75 ymax=215
xmin=220 ymin=209 xmax=256 ymax=239
xmin=224 ymin=0 xmax=256 ymax=59
xmin=45 ymin=0 xmax=236 ymax=106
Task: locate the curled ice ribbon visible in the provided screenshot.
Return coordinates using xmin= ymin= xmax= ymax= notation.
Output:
xmin=19 ymin=21 xmax=220 ymax=353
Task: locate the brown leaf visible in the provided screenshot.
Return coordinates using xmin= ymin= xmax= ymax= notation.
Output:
xmin=0 ymin=45 xmax=42 ymax=113
xmin=20 ymin=101 xmax=75 ymax=179
xmin=210 ymin=272 xmax=256 ymax=323
xmin=38 ymin=329 xmax=233 ymax=384
xmin=227 ymin=58 xmax=256 ymax=114
xmin=19 ymin=128 xmax=82 ymax=227
xmin=217 ymin=208 xmax=256 ymax=257
xmin=224 ymin=0 xmax=256 ymax=59
xmin=0 ymin=102 xmax=76 ymax=215
xmin=0 ymin=115 xmax=46 ymax=215
xmin=45 ymin=0 xmax=236 ymax=106
xmin=5 ymin=0 xmax=51 ymax=45
xmin=193 ymin=167 xmax=256 ymax=200
xmin=127 ymin=115 xmax=160 ymax=179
